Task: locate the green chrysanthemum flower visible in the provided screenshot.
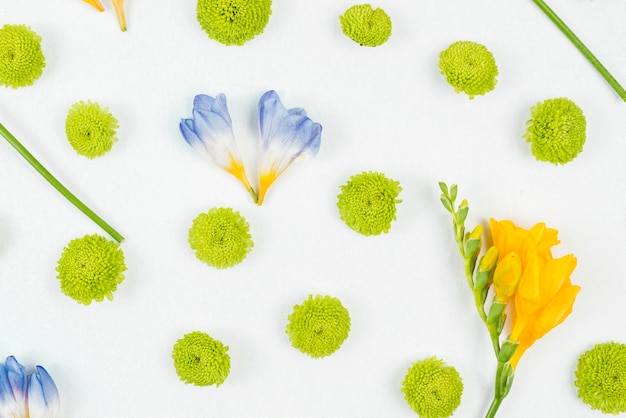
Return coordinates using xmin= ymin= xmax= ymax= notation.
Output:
xmin=65 ymin=101 xmax=119 ymax=159
xmin=188 ymin=207 xmax=253 ymax=269
xmin=575 ymin=341 xmax=626 ymax=415
xmin=401 ymin=356 xmax=464 ymax=418
xmin=337 ymin=171 xmax=402 ymax=236
xmin=339 ymin=4 xmax=392 ymax=47
xmin=56 ymin=234 xmax=126 ymax=305
xmin=172 ymin=331 xmax=231 ymax=387
xmin=438 ymin=41 xmax=498 ymax=99
xmin=286 ymin=295 xmax=351 ymax=358
xmin=0 ymin=24 xmax=45 ymax=89
xmin=523 ymin=97 xmax=586 ymax=165
xmin=196 ymin=0 xmax=272 ymax=46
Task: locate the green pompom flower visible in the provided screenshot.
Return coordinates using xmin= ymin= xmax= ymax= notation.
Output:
xmin=337 ymin=171 xmax=402 ymax=236
xmin=438 ymin=41 xmax=498 ymax=99
xmin=0 ymin=24 xmax=46 ymax=89
xmin=172 ymin=331 xmax=231 ymax=387
xmin=575 ymin=341 xmax=626 ymax=415
xmin=188 ymin=207 xmax=253 ymax=269
xmin=65 ymin=101 xmax=119 ymax=159
xmin=401 ymin=356 xmax=464 ymax=418
xmin=339 ymin=4 xmax=392 ymax=47
xmin=523 ymin=97 xmax=586 ymax=165
xmin=286 ymin=295 xmax=351 ymax=358
xmin=196 ymin=0 xmax=272 ymax=46
xmin=56 ymin=234 xmax=126 ymax=305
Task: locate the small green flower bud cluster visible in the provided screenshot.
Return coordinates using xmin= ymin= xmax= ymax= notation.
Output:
xmin=523 ymin=97 xmax=586 ymax=165
xmin=337 ymin=171 xmax=402 ymax=236
xmin=56 ymin=234 xmax=127 ymax=305
xmin=196 ymin=0 xmax=272 ymax=46
xmin=286 ymin=294 xmax=351 ymax=358
xmin=401 ymin=356 xmax=464 ymax=418
xmin=575 ymin=341 xmax=626 ymax=415
xmin=339 ymin=4 xmax=392 ymax=47
xmin=172 ymin=331 xmax=231 ymax=387
xmin=0 ymin=24 xmax=45 ymax=88
xmin=188 ymin=207 xmax=254 ymax=269
xmin=65 ymin=101 xmax=119 ymax=159
xmin=438 ymin=41 xmax=498 ymax=99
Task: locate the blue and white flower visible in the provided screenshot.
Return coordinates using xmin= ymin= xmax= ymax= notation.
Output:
xmin=180 ymin=93 xmax=256 ymax=200
xmin=0 ymin=356 xmax=59 ymax=418
xmin=180 ymin=91 xmax=322 ymax=205
xmin=256 ymin=90 xmax=322 ymax=205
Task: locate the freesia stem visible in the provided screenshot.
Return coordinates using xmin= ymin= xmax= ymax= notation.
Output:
xmin=0 ymin=122 xmax=124 ymax=243
xmin=531 ymin=0 xmax=626 ymax=102
xmin=485 ymin=395 xmax=504 ymax=418
xmin=485 ymin=362 xmax=506 ymax=418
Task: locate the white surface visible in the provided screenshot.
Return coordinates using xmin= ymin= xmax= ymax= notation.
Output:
xmin=1 ymin=1 xmax=626 ymax=417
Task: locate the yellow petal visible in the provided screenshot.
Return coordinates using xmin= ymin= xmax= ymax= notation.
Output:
xmin=83 ymin=0 xmax=105 ymax=12
xmin=528 ymin=222 xmax=560 ymax=251
xmin=225 ymin=157 xmax=256 ymax=202
xmin=510 ymin=283 xmax=580 ymax=368
xmin=531 ymin=284 xmax=580 ymax=341
xmin=256 ymin=170 xmax=279 ymax=206
xmin=111 ymin=0 xmax=127 ymax=32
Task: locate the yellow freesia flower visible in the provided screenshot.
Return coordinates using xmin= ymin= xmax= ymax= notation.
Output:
xmin=489 ymin=219 xmax=580 ymax=368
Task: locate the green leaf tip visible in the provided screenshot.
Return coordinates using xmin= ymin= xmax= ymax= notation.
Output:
xmin=56 ymin=234 xmax=127 ymax=305
xmin=188 ymin=207 xmax=254 ymax=269
xmin=0 ymin=24 xmax=45 ymax=89
xmin=523 ymin=97 xmax=586 ymax=165
xmin=286 ymin=294 xmax=351 ymax=358
xmin=337 ymin=171 xmax=402 ymax=236
xmin=65 ymin=101 xmax=119 ymax=159
xmin=438 ymin=40 xmax=498 ymax=99
xmin=339 ymin=4 xmax=392 ymax=47
xmin=401 ymin=356 xmax=464 ymax=418
xmin=172 ymin=331 xmax=231 ymax=387
xmin=575 ymin=341 xmax=626 ymax=414
xmin=196 ymin=0 xmax=272 ymax=46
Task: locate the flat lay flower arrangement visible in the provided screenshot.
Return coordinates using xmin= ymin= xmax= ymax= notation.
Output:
xmin=1 ymin=1 xmax=626 ymax=417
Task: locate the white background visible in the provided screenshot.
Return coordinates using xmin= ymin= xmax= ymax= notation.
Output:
xmin=1 ymin=0 xmax=626 ymax=417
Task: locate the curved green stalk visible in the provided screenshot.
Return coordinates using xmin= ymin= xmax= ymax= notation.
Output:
xmin=485 ymin=360 xmax=515 ymax=418
xmin=531 ymin=0 xmax=626 ymax=102
xmin=0 ymin=122 xmax=124 ymax=243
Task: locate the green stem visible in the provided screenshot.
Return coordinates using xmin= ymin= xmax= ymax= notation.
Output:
xmin=485 ymin=395 xmax=504 ymax=418
xmin=531 ymin=0 xmax=626 ymax=102
xmin=0 ymin=122 xmax=124 ymax=243
xmin=485 ymin=362 xmax=506 ymax=418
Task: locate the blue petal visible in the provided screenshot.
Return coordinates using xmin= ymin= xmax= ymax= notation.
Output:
xmin=266 ymin=114 xmax=321 ymax=157
xmin=27 ymin=366 xmax=60 ymax=418
xmin=193 ymin=93 xmax=232 ymax=127
xmin=180 ymin=93 xmax=244 ymax=174
xmin=179 ymin=118 xmax=201 ymax=148
xmin=5 ymin=357 xmax=27 ymax=399
xmin=0 ymin=356 xmax=27 ymax=416
xmin=258 ymin=90 xmax=287 ymax=139
xmin=258 ymin=91 xmax=322 ymax=166
xmin=193 ymin=107 xmax=234 ymax=147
